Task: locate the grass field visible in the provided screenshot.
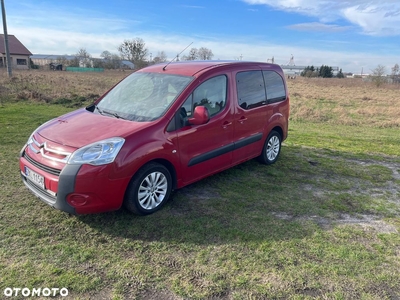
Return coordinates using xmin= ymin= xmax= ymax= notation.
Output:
xmin=0 ymin=70 xmax=399 ymax=299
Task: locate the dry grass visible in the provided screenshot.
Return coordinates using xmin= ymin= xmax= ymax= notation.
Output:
xmin=0 ymin=69 xmax=129 ymax=105
xmin=1 ymin=70 xmax=399 ymax=128
xmin=287 ymin=77 xmax=400 ymax=128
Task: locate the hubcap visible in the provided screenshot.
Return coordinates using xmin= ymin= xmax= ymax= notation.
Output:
xmin=266 ymin=135 xmax=280 ymax=161
xmin=138 ymin=171 xmax=168 ymax=210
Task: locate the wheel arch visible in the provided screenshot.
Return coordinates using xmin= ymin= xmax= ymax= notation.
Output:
xmin=265 ymin=111 xmax=288 ymax=142
xmin=129 ymin=158 xmax=178 ymax=191
xmin=150 ymin=158 xmax=178 ymax=190
xmin=270 ymin=125 xmax=283 ymax=141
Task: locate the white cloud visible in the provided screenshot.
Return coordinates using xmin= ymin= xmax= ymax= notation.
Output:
xmin=7 ymin=1 xmax=398 ymax=73
xmin=343 ymin=4 xmax=400 ymax=36
xmin=287 ymin=22 xmax=352 ymax=32
xmin=12 ymin=27 xmax=126 ymax=56
xmin=242 ymin=0 xmax=400 ymax=36
xmin=13 ymin=25 xmax=397 ymax=73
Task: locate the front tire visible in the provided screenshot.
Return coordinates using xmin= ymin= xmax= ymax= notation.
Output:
xmin=124 ymin=163 xmax=172 ymax=215
xmin=258 ymin=130 xmax=282 ymax=165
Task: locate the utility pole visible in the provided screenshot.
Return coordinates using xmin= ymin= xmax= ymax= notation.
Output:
xmin=1 ymin=0 xmax=12 ymax=77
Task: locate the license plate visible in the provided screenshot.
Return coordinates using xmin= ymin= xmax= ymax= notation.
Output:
xmin=25 ymin=166 xmax=45 ymax=189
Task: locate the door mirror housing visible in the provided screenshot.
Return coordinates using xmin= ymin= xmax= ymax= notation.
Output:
xmin=188 ymin=106 xmax=210 ymax=125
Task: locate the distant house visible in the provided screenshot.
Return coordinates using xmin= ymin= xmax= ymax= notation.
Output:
xmin=31 ymin=54 xmax=135 ymax=70
xmin=120 ymin=60 xmax=135 ymax=69
xmin=30 ymin=54 xmax=78 ymax=69
xmin=0 ymin=34 xmax=32 ymax=70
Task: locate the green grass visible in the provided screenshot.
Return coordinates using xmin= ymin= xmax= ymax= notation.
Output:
xmin=287 ymin=121 xmax=400 ymax=157
xmin=1 ymin=103 xmax=399 ymax=299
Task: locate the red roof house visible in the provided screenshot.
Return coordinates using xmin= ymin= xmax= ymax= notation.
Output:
xmin=0 ymin=34 xmax=32 ymax=70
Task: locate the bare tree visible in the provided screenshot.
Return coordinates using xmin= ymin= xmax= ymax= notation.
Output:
xmin=100 ymin=50 xmax=112 ymax=60
xmin=118 ymin=38 xmax=148 ymax=69
xmin=99 ymin=51 xmax=122 ymax=69
xmin=182 ymin=47 xmax=213 ymax=60
xmin=198 ymin=47 xmax=214 ymax=60
xmin=68 ymin=57 xmax=80 ymax=67
xmin=153 ymin=51 xmax=168 ymax=64
xmin=370 ymin=65 xmax=387 ymax=87
xmin=110 ymin=54 xmax=123 ymax=69
xmin=182 ymin=48 xmax=198 ymax=61
xmin=75 ymin=48 xmax=92 ymax=68
xmin=55 ymin=56 xmax=69 ymax=68
xmin=391 ymin=63 xmax=399 ymax=83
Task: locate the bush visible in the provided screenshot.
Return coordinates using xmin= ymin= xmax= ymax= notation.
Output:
xmin=370 ymin=65 xmax=387 ymax=87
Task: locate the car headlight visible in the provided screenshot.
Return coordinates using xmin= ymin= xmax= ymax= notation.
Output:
xmin=68 ymin=137 xmax=125 ymax=166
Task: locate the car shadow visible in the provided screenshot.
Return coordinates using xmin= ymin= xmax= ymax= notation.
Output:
xmin=77 ymin=145 xmax=400 ymax=245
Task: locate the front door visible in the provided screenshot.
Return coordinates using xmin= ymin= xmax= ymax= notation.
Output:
xmin=175 ymin=74 xmax=234 ymax=185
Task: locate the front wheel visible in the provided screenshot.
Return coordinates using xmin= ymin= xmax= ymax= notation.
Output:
xmin=258 ymin=130 xmax=282 ymax=165
xmin=124 ymin=163 xmax=172 ymax=215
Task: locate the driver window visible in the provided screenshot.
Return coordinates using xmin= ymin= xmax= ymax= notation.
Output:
xmin=176 ymin=75 xmax=227 ymax=129
xmin=193 ymin=75 xmax=227 ymax=117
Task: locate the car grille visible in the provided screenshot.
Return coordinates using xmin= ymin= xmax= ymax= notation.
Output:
xmin=23 ymin=151 xmax=62 ymax=176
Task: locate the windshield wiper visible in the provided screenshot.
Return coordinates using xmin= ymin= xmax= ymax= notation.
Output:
xmin=95 ymin=105 xmax=126 ymax=120
xmin=95 ymin=105 xmax=104 ymax=115
xmin=102 ymin=109 xmax=126 ymax=120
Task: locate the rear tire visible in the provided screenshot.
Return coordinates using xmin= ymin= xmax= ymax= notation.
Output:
xmin=258 ymin=130 xmax=282 ymax=165
xmin=124 ymin=163 xmax=172 ymax=215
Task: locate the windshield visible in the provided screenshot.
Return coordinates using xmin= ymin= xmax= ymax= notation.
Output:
xmin=97 ymin=72 xmax=193 ymax=122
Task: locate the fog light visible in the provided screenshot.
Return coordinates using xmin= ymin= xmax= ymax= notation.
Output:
xmin=67 ymin=194 xmax=90 ymax=207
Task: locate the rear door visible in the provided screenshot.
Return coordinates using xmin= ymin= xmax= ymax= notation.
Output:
xmin=232 ymin=69 xmax=268 ymax=163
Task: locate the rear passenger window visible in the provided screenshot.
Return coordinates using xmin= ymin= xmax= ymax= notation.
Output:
xmin=236 ymin=71 xmax=266 ymax=109
xmin=263 ymin=71 xmax=286 ymax=103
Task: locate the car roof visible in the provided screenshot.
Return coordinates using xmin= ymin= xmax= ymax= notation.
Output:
xmin=138 ymin=60 xmax=280 ymax=77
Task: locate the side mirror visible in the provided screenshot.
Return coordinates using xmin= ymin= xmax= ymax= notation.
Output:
xmin=188 ymin=106 xmax=210 ymax=125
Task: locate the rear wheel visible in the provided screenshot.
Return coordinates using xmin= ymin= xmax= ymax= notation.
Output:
xmin=258 ymin=130 xmax=282 ymax=165
xmin=124 ymin=163 xmax=172 ymax=215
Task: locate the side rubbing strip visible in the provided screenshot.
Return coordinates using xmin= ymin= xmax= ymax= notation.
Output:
xmin=188 ymin=144 xmax=234 ymax=167
xmin=187 ymin=133 xmax=263 ymax=167
xmin=234 ymin=133 xmax=262 ymax=150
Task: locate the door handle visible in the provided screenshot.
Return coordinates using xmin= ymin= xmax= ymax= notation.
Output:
xmin=238 ymin=116 xmax=247 ymax=124
xmin=222 ymin=121 xmax=232 ymax=129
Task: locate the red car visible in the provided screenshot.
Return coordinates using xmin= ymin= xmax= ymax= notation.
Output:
xmin=20 ymin=61 xmax=289 ymax=215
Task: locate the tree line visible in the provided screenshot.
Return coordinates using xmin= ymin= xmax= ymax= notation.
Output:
xmin=300 ymin=63 xmax=400 ymax=84
xmin=300 ymin=65 xmax=344 ymax=78
xmin=51 ymin=37 xmax=214 ymax=70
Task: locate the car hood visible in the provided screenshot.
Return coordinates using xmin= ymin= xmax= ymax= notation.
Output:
xmin=37 ymin=108 xmax=150 ymax=148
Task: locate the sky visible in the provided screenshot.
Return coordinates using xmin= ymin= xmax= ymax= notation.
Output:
xmin=4 ymin=0 xmax=400 ymax=73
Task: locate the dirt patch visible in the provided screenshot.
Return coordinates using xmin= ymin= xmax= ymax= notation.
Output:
xmin=273 ymin=154 xmax=400 ymax=233
xmin=272 ymin=212 xmax=398 ymax=233
xmin=350 ymin=158 xmax=400 ymax=181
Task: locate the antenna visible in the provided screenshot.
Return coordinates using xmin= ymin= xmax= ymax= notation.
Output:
xmin=163 ymin=42 xmax=193 ymax=71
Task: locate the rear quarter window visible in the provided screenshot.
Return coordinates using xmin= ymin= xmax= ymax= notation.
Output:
xmin=236 ymin=71 xmax=267 ymax=110
xmin=262 ymin=71 xmax=286 ymax=103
